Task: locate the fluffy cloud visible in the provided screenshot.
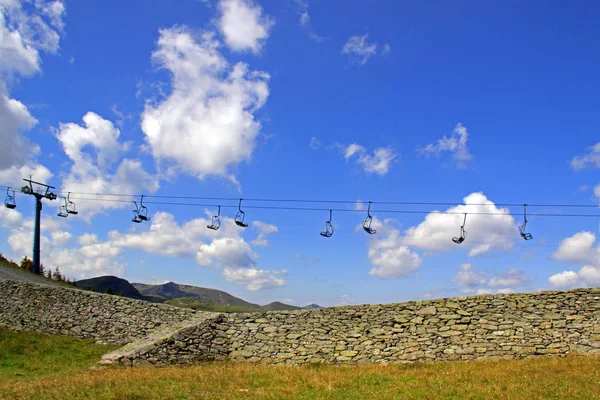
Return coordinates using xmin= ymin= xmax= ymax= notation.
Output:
xmin=341 ymin=34 xmax=385 ymax=65
xmin=141 ymin=27 xmax=270 ymax=182
xmin=293 ymin=0 xmax=323 ymax=41
xmin=0 ymin=163 xmax=52 ymax=187
xmin=0 ymin=84 xmax=37 ymax=170
xmin=403 ymin=192 xmax=516 ymax=256
xmin=571 ymin=142 xmax=600 ymax=170
xmin=3 ymin=206 xmax=125 ymax=279
xmin=551 ymin=231 xmax=599 ymax=264
xmin=251 ymin=220 xmax=278 ymax=246
xmin=343 ymin=143 xmax=396 ymax=175
xmin=55 ymin=112 xmax=158 ymax=216
xmin=222 ymin=267 xmax=286 ymax=291
xmin=0 ymin=1 xmax=64 ymax=173
xmin=217 ymin=0 xmax=274 ymax=53
xmin=107 ymin=210 xmax=283 ymax=290
xmin=420 ymin=123 xmax=473 ymax=168
xmin=452 ymin=263 xmax=530 ymax=294
xmin=367 ymin=217 xmax=422 ymax=279
xmin=549 ymin=231 xmax=600 ymax=289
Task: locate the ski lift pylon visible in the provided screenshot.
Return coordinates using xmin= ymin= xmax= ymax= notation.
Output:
xmin=235 ymin=199 xmax=248 ymax=228
xmin=320 ymin=209 xmax=334 ymax=238
xmin=452 ymin=213 xmax=468 ymax=244
xmin=207 ymin=205 xmax=221 ymax=230
xmin=362 ymin=201 xmax=377 ymax=235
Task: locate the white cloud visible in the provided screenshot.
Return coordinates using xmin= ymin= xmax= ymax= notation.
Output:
xmin=549 ymin=231 xmax=600 ymax=289
xmin=341 ymin=34 xmax=378 ymax=65
xmin=309 ymin=136 xmax=321 ymax=150
xmin=336 ymin=293 xmax=355 ymax=306
xmin=420 ymin=123 xmax=473 ymax=168
xmin=403 ymin=192 xmax=516 ymax=256
xmin=0 ymin=204 xmax=22 ymax=227
xmin=342 ymin=143 xmax=396 ymax=175
xmin=107 ymin=210 xmax=284 ymax=290
xmin=367 ymin=217 xmax=422 ymax=279
xmin=78 ymin=233 xmax=98 ymax=246
xmin=551 ymin=231 xmax=599 ymax=265
xmin=571 ymin=142 xmax=600 ymax=170
xmin=56 ymin=112 xmax=158 ymax=216
xmin=251 ymin=220 xmax=278 ymax=246
xmin=452 ymin=263 xmax=530 ymax=294
xmin=488 ymin=269 xmax=530 ymax=287
xmin=0 ymin=162 xmax=52 ymax=187
xmin=293 ymin=0 xmax=323 ymax=41
xmin=0 ymin=84 xmax=37 ymax=170
xmin=141 ymin=27 xmax=270 ymax=182
xmin=0 ymin=1 xmax=64 ymax=176
xmin=217 ymin=0 xmax=274 ymax=53
xmin=50 ymin=230 xmax=71 ymax=246
xmin=452 ymin=263 xmax=487 ymax=289
xmin=222 ymin=267 xmax=286 ymax=290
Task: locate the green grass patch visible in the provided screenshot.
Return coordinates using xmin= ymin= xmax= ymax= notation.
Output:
xmin=0 ymin=328 xmax=118 ymax=383
xmin=0 ymin=329 xmax=599 ymax=399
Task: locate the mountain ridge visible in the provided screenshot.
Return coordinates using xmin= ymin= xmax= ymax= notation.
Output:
xmin=74 ymin=275 xmax=321 ymax=311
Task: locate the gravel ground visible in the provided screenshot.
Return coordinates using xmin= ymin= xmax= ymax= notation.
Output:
xmin=0 ymin=263 xmax=64 ymax=287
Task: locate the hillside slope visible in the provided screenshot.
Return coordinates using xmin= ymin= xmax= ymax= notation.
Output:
xmin=133 ymin=282 xmax=260 ymax=308
xmin=76 ymin=276 xmax=145 ymax=299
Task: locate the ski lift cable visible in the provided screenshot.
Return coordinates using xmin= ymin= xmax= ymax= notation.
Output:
xmin=1 ymin=184 xmax=598 ymax=209
xmin=56 ymin=196 xmax=600 ymax=218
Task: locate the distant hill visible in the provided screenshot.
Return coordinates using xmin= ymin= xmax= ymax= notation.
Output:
xmin=74 ymin=276 xmax=320 ymax=311
xmin=261 ymin=301 xmax=301 ymax=311
xmin=76 ymin=276 xmax=145 ymax=299
xmin=302 ymin=303 xmax=322 ymax=309
xmin=133 ymin=282 xmax=260 ymax=309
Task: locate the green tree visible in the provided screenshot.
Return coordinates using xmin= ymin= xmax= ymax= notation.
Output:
xmin=52 ymin=266 xmax=63 ymax=281
xmin=20 ymin=256 xmax=33 ymax=272
xmin=105 ymin=286 xmax=114 ymax=295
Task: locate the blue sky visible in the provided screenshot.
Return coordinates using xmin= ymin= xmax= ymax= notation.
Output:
xmin=0 ymin=0 xmax=599 ymax=307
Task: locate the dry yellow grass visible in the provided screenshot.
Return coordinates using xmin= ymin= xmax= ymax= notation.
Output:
xmin=1 ymin=329 xmax=599 ymax=399
xmin=2 ymin=356 xmax=600 ymax=400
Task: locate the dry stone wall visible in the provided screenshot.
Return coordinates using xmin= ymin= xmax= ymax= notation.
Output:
xmin=0 ymin=280 xmax=197 ymax=344
xmin=103 ymin=287 xmax=600 ymax=366
xmin=2 ymin=280 xmax=600 ymax=365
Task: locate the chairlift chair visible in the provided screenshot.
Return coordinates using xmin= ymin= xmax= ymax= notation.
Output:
xmin=132 ymin=201 xmax=142 ymax=223
xmin=235 ymin=199 xmax=248 ymax=228
xmin=4 ymin=188 xmax=16 ymax=209
xmin=452 ymin=213 xmax=468 ymax=244
xmin=207 ymin=205 xmax=221 ymax=230
xmin=320 ymin=209 xmax=334 ymax=238
xmin=57 ymin=198 xmax=69 ymax=218
xmin=66 ymin=192 xmax=78 ymax=215
xmin=519 ymin=204 xmax=533 ymax=240
xmin=362 ymin=201 xmax=377 ymax=235
xmin=137 ymin=195 xmax=151 ymax=222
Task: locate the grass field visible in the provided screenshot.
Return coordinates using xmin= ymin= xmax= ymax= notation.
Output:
xmin=1 ymin=329 xmax=599 ymax=399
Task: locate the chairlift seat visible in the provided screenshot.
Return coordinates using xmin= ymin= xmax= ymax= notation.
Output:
xmin=452 ymin=236 xmax=465 ymax=244
xmin=235 ymin=220 xmax=248 ymax=228
xmin=67 ymin=210 xmax=78 ymax=215
xmin=363 ymin=226 xmax=377 ymax=235
xmin=132 ymin=216 xmax=142 ymax=223
xmin=57 ymin=206 xmax=68 ymax=218
xmin=521 ymin=232 xmax=533 ymax=240
xmin=207 ymin=224 xmax=219 ymax=230
xmin=320 ymin=231 xmax=333 ymax=238
xmin=139 ymin=215 xmax=150 ymax=221
xmin=5 ymin=203 xmax=16 ymax=209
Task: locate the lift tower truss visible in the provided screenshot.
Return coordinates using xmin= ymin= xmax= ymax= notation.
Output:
xmin=20 ymin=178 xmax=57 ymax=275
